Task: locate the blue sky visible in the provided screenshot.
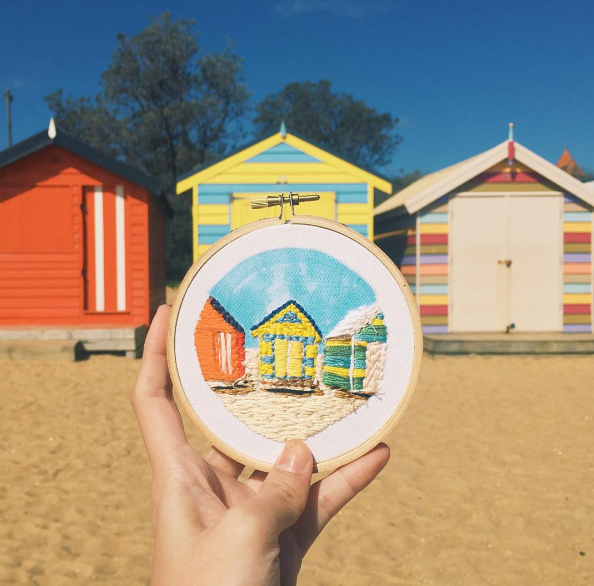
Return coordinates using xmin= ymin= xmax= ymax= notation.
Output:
xmin=210 ymin=248 xmax=375 ymax=347
xmin=1 ymin=0 xmax=593 ymax=175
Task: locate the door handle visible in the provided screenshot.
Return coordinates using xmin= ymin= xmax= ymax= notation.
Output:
xmin=498 ymin=259 xmax=512 ymax=267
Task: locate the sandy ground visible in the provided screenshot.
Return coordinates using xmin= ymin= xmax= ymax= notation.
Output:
xmin=1 ymin=353 xmax=593 ymax=585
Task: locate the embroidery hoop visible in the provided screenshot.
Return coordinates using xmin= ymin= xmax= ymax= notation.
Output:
xmin=167 ymin=214 xmax=423 ymax=473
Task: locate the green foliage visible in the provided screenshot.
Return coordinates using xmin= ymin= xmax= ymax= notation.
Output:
xmin=253 ymin=80 xmax=402 ymax=169
xmin=371 ymin=169 xmax=423 ymax=207
xmin=45 ymin=12 xmax=250 ymax=279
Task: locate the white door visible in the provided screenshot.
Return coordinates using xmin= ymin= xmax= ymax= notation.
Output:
xmin=450 ymin=195 xmax=562 ymax=332
xmin=507 ymin=196 xmax=562 ymax=331
xmin=450 ymin=196 xmax=508 ymax=331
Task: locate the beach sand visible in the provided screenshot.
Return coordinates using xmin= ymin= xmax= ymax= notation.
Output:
xmin=1 ymin=353 xmax=593 ymax=585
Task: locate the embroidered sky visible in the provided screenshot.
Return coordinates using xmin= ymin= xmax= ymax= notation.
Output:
xmin=209 ymin=248 xmax=376 ymax=348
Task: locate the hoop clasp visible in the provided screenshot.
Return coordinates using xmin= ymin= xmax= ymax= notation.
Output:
xmin=251 ymin=192 xmax=320 ymax=220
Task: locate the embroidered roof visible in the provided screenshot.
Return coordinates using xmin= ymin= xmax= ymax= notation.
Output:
xmin=251 ymin=300 xmax=322 ymax=341
xmin=326 ymin=303 xmax=382 ymax=339
xmin=209 ymin=297 xmax=244 ymax=333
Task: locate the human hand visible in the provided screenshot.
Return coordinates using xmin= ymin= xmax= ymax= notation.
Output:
xmin=133 ymin=305 xmax=390 ymax=586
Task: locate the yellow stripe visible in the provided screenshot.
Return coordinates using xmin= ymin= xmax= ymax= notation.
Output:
xmin=325 ymin=339 xmax=367 ymax=347
xmin=419 ymin=294 xmax=449 ymax=305
xmin=323 ymin=365 xmax=366 ymax=378
xmin=420 ymin=223 xmax=449 ymax=235
xmin=305 ymin=344 xmax=317 ymax=358
xmin=337 ymin=203 xmax=371 ymax=222
xmin=304 ymin=366 xmax=316 ymax=377
xmin=259 ymin=363 xmax=274 ymax=375
xmin=196 ymin=244 xmax=211 ymax=259
xmin=563 ymin=293 xmax=592 ymax=304
xmin=260 ymin=341 xmax=273 ymax=356
xmin=196 ymin=204 xmax=229 ymax=224
xmin=564 ymin=222 xmax=592 ymax=233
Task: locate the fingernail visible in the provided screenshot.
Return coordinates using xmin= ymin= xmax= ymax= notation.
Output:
xmin=275 ymin=440 xmax=311 ymax=474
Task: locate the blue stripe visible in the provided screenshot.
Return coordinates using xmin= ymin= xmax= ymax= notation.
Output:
xmin=408 ymin=284 xmax=417 ymax=294
xmin=261 ymin=334 xmax=315 ymax=344
xmin=198 ymin=224 xmax=230 ymax=235
xmin=247 ymin=144 xmax=321 ymax=163
xmin=337 ymin=190 xmax=368 ymax=204
xmin=198 ymin=193 xmax=229 ymax=204
xmin=261 ymin=355 xmax=274 ymax=364
xmin=402 ymin=255 xmax=416 ymax=265
xmin=423 ymin=325 xmax=449 ymax=334
xmin=420 ymin=212 xmax=448 ymax=224
xmin=564 ymin=324 xmax=592 ymax=333
xmin=197 ymin=224 xmax=230 ymax=244
xmin=420 ymin=284 xmax=449 ymax=294
xmin=563 ymin=283 xmax=592 ymax=293
xmin=347 ymin=224 xmax=368 ymax=236
xmin=199 ymin=182 xmax=366 ymax=194
xmin=564 ymin=211 xmax=592 ymax=222
xmin=303 ymin=358 xmax=315 ymax=367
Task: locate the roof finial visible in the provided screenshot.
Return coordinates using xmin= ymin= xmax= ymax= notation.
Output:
xmin=280 ymin=119 xmax=287 ymax=139
xmin=48 ymin=117 xmax=57 ymax=140
xmin=507 ymin=122 xmax=515 ymax=167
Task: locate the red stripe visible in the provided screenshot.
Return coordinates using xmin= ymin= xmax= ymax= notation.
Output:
xmin=406 ymin=235 xmax=416 ymax=245
xmin=477 ymin=171 xmax=540 ymax=183
xmin=564 ymin=304 xmax=592 ymax=314
xmin=421 ymin=234 xmax=448 ymax=245
xmin=565 ymin=232 xmax=591 ymax=243
xmin=420 ymin=305 xmax=448 ymax=316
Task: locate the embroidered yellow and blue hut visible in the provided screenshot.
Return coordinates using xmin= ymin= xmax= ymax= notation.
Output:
xmin=323 ymin=303 xmax=387 ymax=395
xmin=176 ymin=123 xmax=392 ymax=261
xmin=251 ymin=300 xmax=322 ymax=392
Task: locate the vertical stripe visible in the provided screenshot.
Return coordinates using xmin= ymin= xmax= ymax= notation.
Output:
xmin=93 ymin=185 xmax=105 ymax=312
xmin=115 ymin=185 xmax=126 ymax=311
xmin=415 ymin=218 xmax=420 ymax=307
xmin=226 ymin=332 xmax=232 ymax=374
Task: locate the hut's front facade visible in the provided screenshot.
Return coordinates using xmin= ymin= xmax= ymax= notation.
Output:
xmin=375 ymin=136 xmax=594 ymax=335
xmin=323 ymin=304 xmax=387 ymax=394
xmin=195 ymin=297 xmax=245 ymax=381
xmin=0 ymin=125 xmax=166 ymax=354
xmin=251 ymin=300 xmax=322 ymax=390
xmin=176 ymin=126 xmax=392 ymax=261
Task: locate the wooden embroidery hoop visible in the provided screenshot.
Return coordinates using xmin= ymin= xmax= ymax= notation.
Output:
xmin=167 ymin=214 xmax=423 ymax=473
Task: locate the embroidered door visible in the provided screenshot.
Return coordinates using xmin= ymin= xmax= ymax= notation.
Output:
xmin=274 ymin=339 xmax=304 ymax=378
xmin=215 ymin=331 xmax=233 ymax=376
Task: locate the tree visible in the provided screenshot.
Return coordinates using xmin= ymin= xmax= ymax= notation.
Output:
xmin=46 ymin=12 xmax=250 ymax=280
xmin=253 ymin=81 xmax=402 ymax=169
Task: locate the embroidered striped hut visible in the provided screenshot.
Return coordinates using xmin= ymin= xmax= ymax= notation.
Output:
xmin=195 ymin=297 xmax=245 ymax=382
xmin=375 ymin=126 xmax=594 ymax=336
xmin=322 ymin=304 xmax=387 ymax=395
xmin=251 ymin=300 xmax=322 ymax=392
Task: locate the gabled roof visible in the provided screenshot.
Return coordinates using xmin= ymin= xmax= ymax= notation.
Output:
xmin=375 ymin=141 xmax=594 ymax=217
xmin=326 ymin=303 xmax=382 ymax=339
xmin=209 ymin=297 xmax=244 ymax=333
xmin=0 ymin=124 xmax=171 ymax=215
xmin=556 ymin=147 xmax=584 ymax=177
xmin=176 ymin=130 xmax=392 ymax=194
xmin=251 ymin=299 xmax=322 ymax=339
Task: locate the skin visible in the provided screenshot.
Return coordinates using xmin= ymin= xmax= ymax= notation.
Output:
xmin=133 ymin=305 xmax=391 ymax=586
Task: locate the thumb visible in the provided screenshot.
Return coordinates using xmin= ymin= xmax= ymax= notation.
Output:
xmin=247 ymin=440 xmax=313 ymax=536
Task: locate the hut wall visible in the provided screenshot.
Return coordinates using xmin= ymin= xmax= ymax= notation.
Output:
xmin=148 ymin=195 xmax=166 ymax=321
xmin=562 ymin=194 xmax=592 ymax=333
xmin=0 ymin=145 xmax=155 ymax=326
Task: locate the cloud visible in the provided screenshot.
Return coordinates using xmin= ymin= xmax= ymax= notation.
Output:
xmin=274 ymin=0 xmax=395 ymax=18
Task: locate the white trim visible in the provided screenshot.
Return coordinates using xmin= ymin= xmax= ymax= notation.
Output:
xmin=115 ymin=185 xmax=126 ymax=312
xmin=93 ymin=185 xmax=105 ymax=312
xmin=403 ymin=141 xmax=594 ymax=215
xmin=455 ymin=190 xmax=563 ymax=197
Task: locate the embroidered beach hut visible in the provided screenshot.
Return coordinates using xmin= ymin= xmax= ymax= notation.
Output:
xmin=375 ymin=125 xmax=594 ymax=336
xmin=251 ymin=300 xmax=322 ymax=391
xmin=176 ymin=123 xmax=392 ymax=261
xmin=0 ymin=121 xmax=168 ymax=356
xmin=195 ymin=297 xmax=245 ymax=382
xmin=322 ymin=304 xmax=387 ymax=395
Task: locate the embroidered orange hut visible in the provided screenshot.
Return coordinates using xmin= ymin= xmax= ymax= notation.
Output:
xmin=251 ymin=300 xmax=322 ymax=392
xmin=195 ymin=297 xmax=245 ymax=382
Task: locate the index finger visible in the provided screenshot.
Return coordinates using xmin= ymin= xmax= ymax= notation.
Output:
xmin=132 ymin=304 xmax=189 ymax=474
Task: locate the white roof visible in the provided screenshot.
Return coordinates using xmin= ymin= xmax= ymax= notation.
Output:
xmin=375 ymin=141 xmax=594 ymax=216
xmin=326 ymin=303 xmax=381 ymax=339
